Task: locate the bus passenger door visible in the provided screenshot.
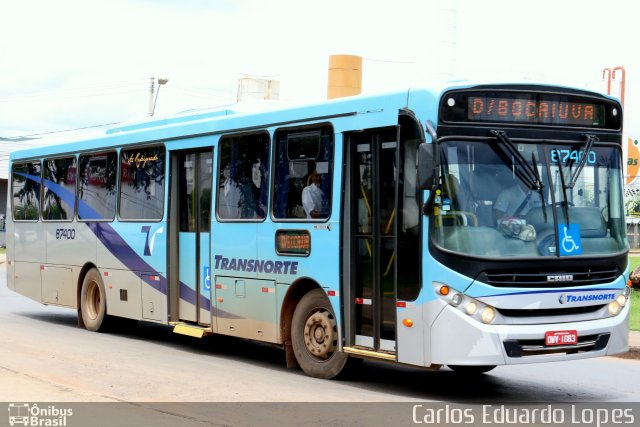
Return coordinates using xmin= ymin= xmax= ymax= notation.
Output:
xmin=347 ymin=128 xmax=399 ymax=353
xmin=344 ymin=120 xmax=423 ymax=362
xmin=169 ymin=149 xmax=213 ymax=325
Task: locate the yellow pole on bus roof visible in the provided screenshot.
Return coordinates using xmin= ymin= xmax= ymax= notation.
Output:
xmin=327 ymin=54 xmax=362 ymax=99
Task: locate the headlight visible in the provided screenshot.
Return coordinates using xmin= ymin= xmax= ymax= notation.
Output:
xmin=608 ymin=301 xmax=622 ymax=316
xmin=465 ymin=302 xmax=477 ymax=315
xmin=616 ymin=294 xmax=627 ymax=307
xmin=451 ymin=293 xmax=463 ymax=306
xmin=481 ymin=307 xmax=496 ymax=324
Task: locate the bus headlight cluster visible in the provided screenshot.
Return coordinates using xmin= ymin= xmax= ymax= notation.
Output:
xmin=609 ymin=288 xmax=630 ymax=315
xmin=457 ymin=294 xmax=496 ymax=324
xmin=434 ymin=282 xmax=498 ymax=324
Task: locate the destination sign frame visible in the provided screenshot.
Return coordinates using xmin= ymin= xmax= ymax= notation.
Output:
xmin=440 ymin=89 xmax=621 ymax=130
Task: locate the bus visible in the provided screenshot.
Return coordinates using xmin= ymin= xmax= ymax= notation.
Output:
xmin=6 ymin=83 xmax=631 ymax=379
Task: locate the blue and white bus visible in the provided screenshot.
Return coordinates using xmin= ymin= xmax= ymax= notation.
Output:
xmin=6 ymin=83 xmax=631 ymax=379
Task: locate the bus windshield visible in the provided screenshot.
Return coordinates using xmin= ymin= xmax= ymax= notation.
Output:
xmin=431 ymin=139 xmax=627 ymax=258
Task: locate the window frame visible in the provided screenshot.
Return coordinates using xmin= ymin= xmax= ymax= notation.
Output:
xmin=117 ymin=144 xmax=167 ymax=222
xmin=270 ymin=123 xmax=335 ymax=223
xmin=11 ymin=160 xmax=42 ymax=223
xmin=215 ymin=131 xmax=271 ymax=223
xmin=41 ymin=155 xmax=78 ymax=223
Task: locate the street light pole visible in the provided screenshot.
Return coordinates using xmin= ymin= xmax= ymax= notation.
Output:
xmin=148 ymin=76 xmax=155 ymax=116
xmin=148 ymin=76 xmax=169 ymax=116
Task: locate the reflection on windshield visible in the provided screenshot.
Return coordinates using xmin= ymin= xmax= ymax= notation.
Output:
xmin=432 ymin=140 xmax=627 ymax=257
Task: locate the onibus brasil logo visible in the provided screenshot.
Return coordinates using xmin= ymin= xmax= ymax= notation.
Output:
xmin=8 ymin=403 xmax=73 ymax=426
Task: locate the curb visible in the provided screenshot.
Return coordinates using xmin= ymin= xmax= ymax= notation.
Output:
xmin=629 ymin=331 xmax=640 ymax=351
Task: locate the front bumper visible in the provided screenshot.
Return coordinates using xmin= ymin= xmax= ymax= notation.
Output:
xmin=430 ymin=302 xmax=629 ymax=366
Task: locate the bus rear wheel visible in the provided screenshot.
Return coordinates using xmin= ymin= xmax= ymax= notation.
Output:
xmin=291 ymin=288 xmax=348 ymax=379
xmin=80 ymin=268 xmax=109 ymax=332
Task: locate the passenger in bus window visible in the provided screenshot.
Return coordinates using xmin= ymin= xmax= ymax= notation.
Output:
xmin=220 ymin=165 xmax=240 ymax=218
xmin=302 ymin=170 xmax=325 ymax=218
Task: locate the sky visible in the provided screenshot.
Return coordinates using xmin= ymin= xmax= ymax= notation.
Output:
xmin=1 ymin=0 xmax=638 ymax=139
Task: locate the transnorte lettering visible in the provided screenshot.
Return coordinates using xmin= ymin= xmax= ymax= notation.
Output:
xmin=214 ymin=255 xmax=298 ymax=275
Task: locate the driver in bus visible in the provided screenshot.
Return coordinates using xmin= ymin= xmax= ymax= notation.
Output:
xmin=493 ymin=178 xmax=541 ymax=224
xmin=302 ymin=170 xmax=325 ymax=218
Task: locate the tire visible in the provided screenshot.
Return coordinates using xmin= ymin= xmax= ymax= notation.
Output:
xmin=291 ymin=288 xmax=348 ymax=379
xmin=448 ymin=365 xmax=496 ymax=375
xmin=80 ymin=268 xmax=109 ymax=332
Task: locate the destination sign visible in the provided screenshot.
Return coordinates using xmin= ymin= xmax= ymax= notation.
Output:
xmin=439 ymin=89 xmax=621 ymax=130
xmin=276 ymin=230 xmax=311 ymax=256
xmin=468 ymin=96 xmax=603 ymax=127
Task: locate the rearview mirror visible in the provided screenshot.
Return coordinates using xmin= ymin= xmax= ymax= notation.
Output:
xmin=417 ymin=143 xmax=436 ymax=189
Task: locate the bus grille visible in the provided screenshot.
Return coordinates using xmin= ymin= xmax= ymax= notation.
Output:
xmin=478 ymin=267 xmax=620 ymax=288
xmin=497 ymin=305 xmax=605 ymax=318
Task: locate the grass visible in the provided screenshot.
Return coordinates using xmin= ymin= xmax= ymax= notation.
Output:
xmin=631 ymin=290 xmax=640 ymax=331
xmin=630 ymin=255 xmax=640 ymax=274
xmin=0 ymin=247 xmax=5 ymax=255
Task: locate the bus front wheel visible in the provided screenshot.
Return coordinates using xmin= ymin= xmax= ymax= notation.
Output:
xmin=80 ymin=268 xmax=108 ymax=332
xmin=448 ymin=365 xmax=496 ymax=374
xmin=291 ymin=288 xmax=348 ymax=379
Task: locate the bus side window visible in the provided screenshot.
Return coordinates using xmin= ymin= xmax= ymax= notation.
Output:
xmin=216 ymin=133 xmax=270 ymax=221
xmin=272 ymin=125 xmax=334 ymax=221
xmin=12 ymin=161 xmax=41 ymax=221
xmin=42 ymin=157 xmax=76 ymax=221
xmin=119 ymin=146 xmax=165 ymax=221
xmin=78 ymin=152 xmax=117 ymax=221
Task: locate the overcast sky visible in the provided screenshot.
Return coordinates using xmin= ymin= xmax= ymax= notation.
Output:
xmin=1 ymin=0 xmax=638 ymax=139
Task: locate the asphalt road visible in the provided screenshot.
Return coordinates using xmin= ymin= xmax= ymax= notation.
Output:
xmin=1 ymin=264 xmax=639 ymax=404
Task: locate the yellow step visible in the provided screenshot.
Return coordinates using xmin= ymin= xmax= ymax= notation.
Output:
xmin=171 ymin=323 xmax=212 ymax=338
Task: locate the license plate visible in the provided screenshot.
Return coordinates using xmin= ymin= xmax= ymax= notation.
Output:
xmin=545 ymin=330 xmax=578 ymax=346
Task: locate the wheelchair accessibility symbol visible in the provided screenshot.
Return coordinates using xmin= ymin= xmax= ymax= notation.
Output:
xmin=558 ymin=223 xmax=582 ymax=256
xmin=203 ymin=266 xmax=211 ymax=291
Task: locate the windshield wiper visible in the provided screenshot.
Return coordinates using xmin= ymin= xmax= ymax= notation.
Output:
xmin=554 ymin=148 xmax=571 ymax=224
xmin=490 ymin=129 xmax=544 ymax=191
xmin=566 ymin=134 xmax=599 ymax=189
xmin=531 ymin=152 xmax=547 ymax=223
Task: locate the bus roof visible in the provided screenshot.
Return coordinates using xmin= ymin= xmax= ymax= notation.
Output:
xmin=9 ymin=81 xmax=616 ymax=162
xmin=9 ymin=87 xmax=424 ymax=161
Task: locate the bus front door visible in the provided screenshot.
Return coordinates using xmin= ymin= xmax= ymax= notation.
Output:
xmin=349 ymin=128 xmax=399 ymax=354
xmin=170 ymin=149 xmax=213 ymax=325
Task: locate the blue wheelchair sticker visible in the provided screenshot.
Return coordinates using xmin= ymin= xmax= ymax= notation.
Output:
xmin=558 ymin=223 xmax=582 ymax=256
xmin=203 ymin=266 xmax=211 ymax=291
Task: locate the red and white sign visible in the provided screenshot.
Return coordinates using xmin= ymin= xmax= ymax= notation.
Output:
xmin=545 ymin=330 xmax=578 ymax=346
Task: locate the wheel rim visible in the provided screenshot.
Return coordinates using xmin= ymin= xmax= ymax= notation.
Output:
xmin=86 ymin=281 xmax=100 ymax=320
xmin=302 ymin=308 xmax=337 ymax=360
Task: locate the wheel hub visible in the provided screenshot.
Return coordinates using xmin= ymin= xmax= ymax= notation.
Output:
xmin=86 ymin=281 xmax=100 ymax=320
xmin=303 ymin=309 xmax=337 ymax=360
